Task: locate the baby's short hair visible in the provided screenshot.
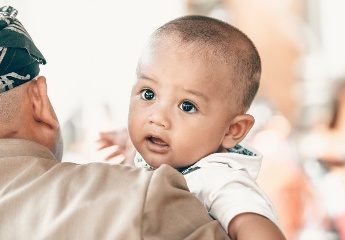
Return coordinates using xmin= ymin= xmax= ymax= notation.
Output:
xmin=152 ymin=15 xmax=261 ymax=111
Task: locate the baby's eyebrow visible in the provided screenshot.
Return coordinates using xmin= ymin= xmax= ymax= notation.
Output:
xmin=181 ymin=88 xmax=209 ymax=103
xmin=137 ymin=73 xmax=158 ymax=85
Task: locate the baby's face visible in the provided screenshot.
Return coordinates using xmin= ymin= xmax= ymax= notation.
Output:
xmin=128 ymin=37 xmax=238 ymax=168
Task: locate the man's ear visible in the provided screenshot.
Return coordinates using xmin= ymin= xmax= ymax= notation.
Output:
xmin=221 ymin=114 xmax=255 ymax=149
xmin=31 ymin=76 xmax=59 ymax=129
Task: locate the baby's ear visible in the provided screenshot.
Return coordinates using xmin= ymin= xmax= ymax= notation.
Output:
xmin=221 ymin=114 xmax=254 ymax=149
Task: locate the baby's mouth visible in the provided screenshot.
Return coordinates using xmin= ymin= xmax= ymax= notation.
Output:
xmin=146 ymin=136 xmax=169 ymax=153
xmin=148 ymin=136 xmax=169 ymax=146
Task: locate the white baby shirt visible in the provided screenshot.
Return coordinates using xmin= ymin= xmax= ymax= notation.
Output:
xmin=182 ymin=144 xmax=281 ymax=233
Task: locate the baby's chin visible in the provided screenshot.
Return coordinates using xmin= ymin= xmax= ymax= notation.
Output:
xmin=145 ymin=158 xmax=180 ymax=169
xmin=142 ymin=151 xmax=196 ymax=169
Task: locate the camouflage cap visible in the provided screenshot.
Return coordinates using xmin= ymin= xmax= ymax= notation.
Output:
xmin=0 ymin=6 xmax=46 ymax=93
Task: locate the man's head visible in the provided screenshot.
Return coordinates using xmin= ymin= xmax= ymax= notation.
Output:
xmin=0 ymin=6 xmax=63 ymax=160
xmin=128 ymin=15 xmax=261 ymax=169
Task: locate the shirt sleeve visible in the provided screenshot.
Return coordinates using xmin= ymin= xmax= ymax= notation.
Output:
xmin=185 ymin=164 xmax=281 ymax=233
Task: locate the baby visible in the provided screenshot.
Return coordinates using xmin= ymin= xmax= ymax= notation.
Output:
xmin=100 ymin=15 xmax=286 ymax=239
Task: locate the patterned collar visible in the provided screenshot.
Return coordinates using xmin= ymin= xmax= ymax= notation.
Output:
xmin=134 ymin=144 xmax=256 ymax=175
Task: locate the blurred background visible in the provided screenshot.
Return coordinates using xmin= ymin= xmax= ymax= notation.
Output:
xmin=3 ymin=0 xmax=345 ymax=239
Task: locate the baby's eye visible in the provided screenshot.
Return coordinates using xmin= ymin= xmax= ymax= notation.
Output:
xmin=179 ymin=101 xmax=197 ymax=113
xmin=140 ymin=89 xmax=155 ymax=101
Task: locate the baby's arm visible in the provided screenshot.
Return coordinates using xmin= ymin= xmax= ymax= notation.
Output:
xmin=228 ymin=212 xmax=286 ymax=240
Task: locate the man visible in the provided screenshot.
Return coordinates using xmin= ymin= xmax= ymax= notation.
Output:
xmin=0 ymin=6 xmax=229 ymax=239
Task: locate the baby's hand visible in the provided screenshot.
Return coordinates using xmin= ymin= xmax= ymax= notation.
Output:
xmin=96 ymin=129 xmax=135 ymax=165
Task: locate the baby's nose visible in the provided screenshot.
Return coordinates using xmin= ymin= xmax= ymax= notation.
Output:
xmin=148 ymin=105 xmax=171 ymax=129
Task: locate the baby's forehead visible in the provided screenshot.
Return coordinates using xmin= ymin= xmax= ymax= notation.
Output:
xmin=146 ymin=35 xmax=243 ymax=92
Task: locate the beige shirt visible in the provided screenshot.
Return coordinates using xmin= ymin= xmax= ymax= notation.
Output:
xmin=0 ymin=139 xmax=229 ymax=240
